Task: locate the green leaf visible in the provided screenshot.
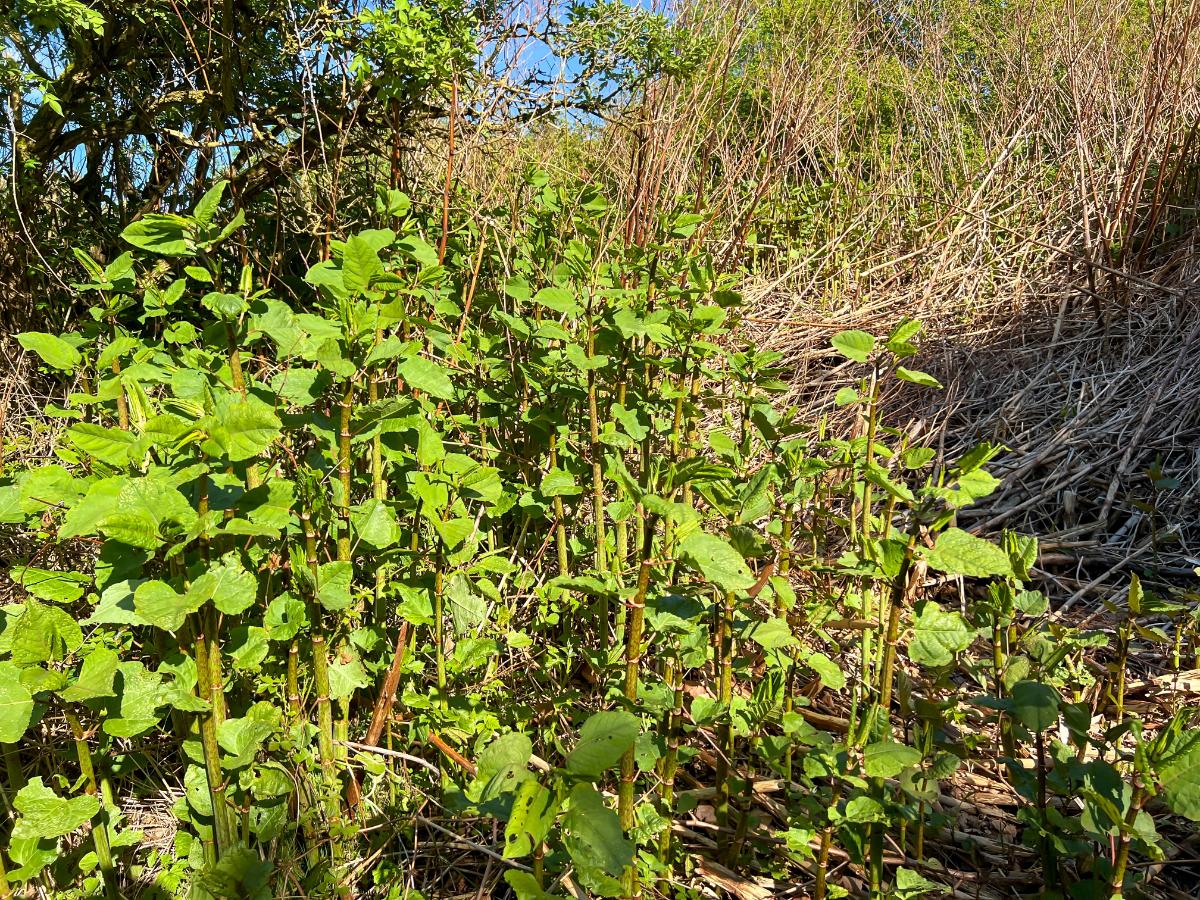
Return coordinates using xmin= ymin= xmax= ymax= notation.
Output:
xmin=894 ymin=866 xmax=941 ymax=898
xmin=0 ymin=662 xmax=36 ymax=742
xmin=218 ymin=703 xmax=280 ymax=769
xmin=205 ymin=397 xmax=282 ymax=462
xmin=317 ymin=562 xmax=352 ymax=611
xmin=885 ymin=319 xmax=922 ymax=357
xmin=562 ymin=784 xmax=632 ymax=895
xmin=1156 ymin=717 xmax=1200 ymax=821
xmin=802 ymin=651 xmax=846 ymax=691
xmin=263 ymin=595 xmax=307 ymax=641
xmin=472 ymin=732 xmax=533 ymax=803
xmin=135 ymin=580 xmax=202 ymax=632
xmin=566 ymin=710 xmax=638 ymax=778
xmin=10 ymin=601 xmax=83 ymax=664
xmin=352 ymin=499 xmax=400 ymax=548
xmin=504 ymin=779 xmax=559 ymax=859
xmin=59 ymin=648 xmax=120 ymax=703
xmin=924 ymin=528 xmax=1014 ymax=578
xmin=895 ymin=366 xmax=942 ymax=389
xmin=17 ymin=332 xmax=82 ymax=371
xmin=342 ymin=234 xmax=382 ymax=293
xmin=398 ymin=355 xmax=455 ymax=399
xmin=863 ymin=741 xmax=922 ymax=778
xmin=120 ymin=213 xmax=191 ymax=255
xmin=67 ymin=423 xmax=139 ymax=467
xmin=742 ymin=617 xmax=794 ymax=650
xmin=531 ymin=286 xmax=580 ymax=316
xmin=396 ymin=234 xmax=438 ymax=268
xmin=190 ymin=554 xmax=258 ymax=616
xmin=908 ymin=602 xmax=972 ymax=666
xmin=13 ymin=777 xmax=99 ymax=840
xmin=830 ymin=330 xmax=875 ymax=363
xmin=327 ymin=654 xmax=371 ymax=702
xmin=504 ymin=871 xmax=559 ymax=900
xmin=540 ymin=468 xmax=581 ymax=498
xmin=1010 ymin=680 xmax=1060 ymax=732
xmin=678 ymin=531 xmax=756 ymax=593
xmin=11 ymin=567 xmax=89 ymax=603
xmin=192 ymin=180 xmax=228 ymax=228
xmin=103 ymin=662 xmax=165 ymax=737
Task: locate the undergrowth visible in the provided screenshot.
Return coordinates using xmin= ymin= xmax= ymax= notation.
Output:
xmin=1 ymin=174 xmax=1199 ymax=900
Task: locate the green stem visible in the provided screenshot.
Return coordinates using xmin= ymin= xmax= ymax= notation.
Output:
xmin=714 ymin=589 xmax=735 ymax=833
xmin=587 ymin=306 xmax=608 ymax=651
xmin=301 ymin=508 xmax=342 ymax=851
xmin=434 ymin=545 xmax=447 ymax=701
xmin=657 ymin=652 xmax=684 ymax=889
xmin=619 ymin=513 xmax=659 ymax=899
xmin=550 ymin=433 xmax=569 ymax=576
xmin=64 ymin=709 xmax=116 ymax=898
xmin=337 ymin=378 xmax=354 ymax=564
xmin=1110 ymin=780 xmax=1145 ymax=898
xmin=190 ymin=611 xmax=234 ymax=858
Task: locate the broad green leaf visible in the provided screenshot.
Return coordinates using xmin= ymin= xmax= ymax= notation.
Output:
xmin=398 ymin=355 xmax=454 ymax=399
xmin=531 ymin=286 xmax=580 ymax=316
xmin=504 ymin=779 xmax=559 ymax=859
xmin=924 ymin=528 xmax=1014 ymax=578
xmin=895 ymin=366 xmax=942 ymax=388
xmin=742 ymin=617 xmax=794 ymax=650
xmin=190 ymin=554 xmax=257 ymax=615
xmin=863 ymin=741 xmax=922 ymax=778
xmin=102 ymin=662 xmax=165 ymax=737
xmin=1156 ymin=717 xmax=1200 ymax=821
xmin=134 ymin=580 xmax=201 ymax=632
xmin=192 ymin=179 xmax=228 ymax=227
xmin=59 ymin=647 xmax=120 ymax=702
xmin=678 ymin=531 xmax=755 ymax=593
xmin=802 ymin=650 xmax=846 ymax=691
xmin=13 ymin=778 xmax=99 ymax=841
xmin=200 ymin=291 xmax=248 ymax=320
xmin=352 ymin=499 xmax=400 ymax=548
xmin=17 ymin=332 xmax=81 ymax=371
xmin=218 ymin=702 xmax=280 ymax=769
xmin=10 ymin=601 xmax=83 ymax=664
xmin=540 ymin=468 xmax=581 ymax=498
xmin=1005 ymin=532 xmax=1038 ymax=581
xmin=885 ymin=319 xmax=922 ymax=357
xmin=504 ymin=871 xmax=559 ymax=900
xmin=1010 ymin=680 xmax=1060 ymax=732
xmin=342 ymin=234 xmax=382 ymax=293
xmin=504 ymin=276 xmax=532 ymax=302
xmin=472 ymin=732 xmax=533 ymax=803
xmin=263 ymin=595 xmax=307 ymax=641
xmin=562 ymin=784 xmax=632 ymax=895
xmin=317 ymin=562 xmax=352 ymax=611
xmin=11 ymin=567 xmax=89 ymax=603
xmin=566 ymin=710 xmax=638 ymax=778
xmin=908 ymin=601 xmax=971 ymax=666
xmin=120 ymin=213 xmax=190 ymax=255
xmin=830 ymin=330 xmax=875 ymax=363
xmin=205 ymin=397 xmax=282 ymax=462
xmin=327 ymin=655 xmax=371 ymax=702
xmin=0 ymin=662 xmax=36 ymax=742
xmin=893 ymin=866 xmax=940 ymax=898
xmin=396 ymin=234 xmax=437 ymax=268
xmin=67 ymin=423 xmax=139 ymax=466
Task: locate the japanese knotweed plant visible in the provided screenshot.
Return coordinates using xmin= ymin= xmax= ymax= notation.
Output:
xmin=4 ymin=172 xmax=1200 ymax=900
